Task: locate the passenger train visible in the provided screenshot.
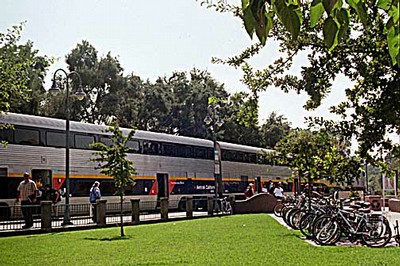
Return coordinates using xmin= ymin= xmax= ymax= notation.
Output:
xmin=0 ymin=112 xmax=293 ymax=211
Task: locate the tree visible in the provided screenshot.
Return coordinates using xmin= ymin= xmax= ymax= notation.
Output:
xmin=222 ymin=91 xmax=261 ymax=146
xmin=9 ymin=42 xmax=52 ymax=115
xmin=47 ymin=40 xmax=127 ymax=124
xmin=272 ymin=129 xmax=362 ymax=188
xmin=204 ymin=0 xmax=399 ymax=66
xmin=172 ymin=69 xmax=229 ymax=138
xmin=210 ymin=2 xmax=399 ymax=163
xmin=134 ymin=78 xmax=173 ymax=132
xmin=260 ymin=112 xmax=291 ymax=148
xmin=91 ymin=122 xmax=137 ymax=237
xmin=105 ymin=74 xmax=143 ymax=129
xmin=0 ymin=23 xmax=50 ymax=115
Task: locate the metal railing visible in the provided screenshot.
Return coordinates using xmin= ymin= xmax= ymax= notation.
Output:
xmin=0 ymin=196 xmax=232 ymax=234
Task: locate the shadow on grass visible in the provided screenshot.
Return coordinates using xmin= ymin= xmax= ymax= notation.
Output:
xmin=84 ymin=235 xmax=133 ymax=241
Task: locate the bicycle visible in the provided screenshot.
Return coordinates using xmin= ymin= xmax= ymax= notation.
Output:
xmin=312 ymin=202 xmax=392 ymax=247
xmin=215 ymin=197 xmax=233 ymax=215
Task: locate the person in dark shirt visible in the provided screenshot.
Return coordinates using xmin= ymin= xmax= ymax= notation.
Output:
xmin=41 ymin=184 xmax=60 ymax=203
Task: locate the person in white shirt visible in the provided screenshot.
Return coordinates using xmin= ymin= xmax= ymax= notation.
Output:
xmin=273 ymin=182 xmax=284 ymax=200
xmin=16 ymin=172 xmax=38 ymax=229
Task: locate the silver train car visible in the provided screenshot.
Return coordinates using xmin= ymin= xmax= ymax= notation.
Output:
xmin=0 ymin=112 xmax=292 ymax=210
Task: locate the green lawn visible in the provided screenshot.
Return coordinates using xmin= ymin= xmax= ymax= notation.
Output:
xmin=0 ymin=214 xmax=398 ymax=265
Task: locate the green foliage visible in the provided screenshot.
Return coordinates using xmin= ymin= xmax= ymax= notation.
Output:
xmin=260 ymin=112 xmax=292 ymax=148
xmin=0 ymin=23 xmax=52 ymax=142
xmin=45 ymin=40 xmax=127 ymax=124
xmin=0 ymin=24 xmax=28 ymax=113
xmin=0 ymin=23 xmax=46 ymax=114
xmin=221 ymin=91 xmax=261 ymax=146
xmin=211 ymin=1 xmax=399 ymax=161
xmin=236 ymin=0 xmax=399 ymax=66
xmin=271 ymin=129 xmax=362 ymax=184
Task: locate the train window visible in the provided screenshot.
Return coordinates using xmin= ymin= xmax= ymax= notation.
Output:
xmin=100 ymin=136 xmax=112 ymax=146
xmin=70 ymin=179 xmax=114 ymax=197
xmin=237 ymin=152 xmax=244 ymax=162
xmin=194 ymin=147 xmax=207 ymax=159
xmin=185 ymin=146 xmax=194 ymax=158
xmin=0 ymin=128 xmax=13 ymax=143
xmin=162 ymin=143 xmax=176 ymax=156
xmin=222 ymin=150 xmax=234 ymax=161
xmin=208 ymin=148 xmax=214 ymax=160
xmin=75 ymin=134 xmax=95 ymax=149
xmin=46 ymin=131 xmax=65 ymax=147
xmin=176 ymin=145 xmax=185 ymax=157
xmin=257 ymin=154 xmax=265 ymax=164
xmin=127 ymin=140 xmax=140 ymax=153
xmin=249 ymin=153 xmax=257 ymax=163
xmin=176 ymin=145 xmax=193 ymax=158
xmin=243 ymin=153 xmax=249 ymax=163
xmin=143 ymin=141 xmax=160 ymax=155
xmin=15 ymin=128 xmax=40 ymax=145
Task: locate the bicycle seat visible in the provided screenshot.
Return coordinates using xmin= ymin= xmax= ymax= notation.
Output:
xmin=359 ymin=208 xmax=370 ymax=213
xmin=359 ymin=202 xmax=371 ymax=208
xmin=349 ymin=204 xmax=362 ymax=209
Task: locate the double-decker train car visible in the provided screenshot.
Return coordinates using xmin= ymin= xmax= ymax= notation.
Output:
xmin=0 ymin=112 xmax=292 ymax=211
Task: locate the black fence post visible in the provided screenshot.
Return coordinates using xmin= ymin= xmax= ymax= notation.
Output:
xmin=96 ymin=199 xmax=107 ymax=226
xmin=186 ymin=197 xmax=193 ymax=218
xmin=131 ymin=199 xmax=140 ymax=225
xmin=40 ymin=201 xmax=52 ymax=232
xmin=207 ymin=196 xmax=214 ymax=216
xmin=160 ymin=197 xmax=169 ymax=221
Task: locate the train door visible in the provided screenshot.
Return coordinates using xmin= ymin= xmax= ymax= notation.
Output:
xmin=157 ymin=173 xmax=169 ymax=201
xmin=0 ymin=168 xmax=11 ymax=220
xmin=31 ymin=169 xmax=52 ymax=188
xmin=0 ymin=168 xmax=9 ymax=199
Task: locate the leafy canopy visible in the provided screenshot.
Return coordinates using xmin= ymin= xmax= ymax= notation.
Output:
xmin=271 ymin=129 xmax=362 ymax=185
xmin=236 ymin=0 xmax=399 ymax=66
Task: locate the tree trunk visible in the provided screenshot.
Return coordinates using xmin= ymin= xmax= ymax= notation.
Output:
xmin=308 ymin=173 xmax=312 ymax=211
xmin=120 ymin=193 xmax=124 ymax=237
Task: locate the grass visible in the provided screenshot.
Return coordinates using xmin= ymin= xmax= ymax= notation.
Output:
xmin=0 ymin=214 xmax=398 ymax=265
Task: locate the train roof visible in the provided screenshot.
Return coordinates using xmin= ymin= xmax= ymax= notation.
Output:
xmin=218 ymin=141 xmax=274 ymax=154
xmin=0 ymin=112 xmax=211 ymax=147
xmin=1 ymin=112 xmax=272 ymax=153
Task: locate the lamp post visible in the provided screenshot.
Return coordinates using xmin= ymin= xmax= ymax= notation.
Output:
xmin=204 ymin=103 xmax=224 ymax=199
xmin=49 ymin=68 xmax=86 ymax=226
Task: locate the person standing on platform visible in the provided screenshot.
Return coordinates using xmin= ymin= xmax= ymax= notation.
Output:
xmin=89 ymin=181 xmax=101 ymax=222
xmin=16 ymin=172 xmax=38 ymax=229
xmin=273 ymin=182 xmax=284 ymax=200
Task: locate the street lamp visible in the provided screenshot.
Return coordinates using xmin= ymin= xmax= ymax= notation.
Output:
xmin=49 ymin=68 xmax=86 ymax=226
xmin=204 ymin=103 xmax=224 ymax=199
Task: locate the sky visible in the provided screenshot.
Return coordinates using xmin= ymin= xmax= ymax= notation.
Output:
xmin=1 ymin=0 xmax=349 ymax=128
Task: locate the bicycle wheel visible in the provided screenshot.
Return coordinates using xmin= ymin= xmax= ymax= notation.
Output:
xmin=224 ymin=201 xmax=232 ymax=215
xmin=291 ymin=210 xmax=306 ymax=230
xmin=312 ymin=215 xmax=341 ymax=245
xmin=283 ymin=208 xmax=299 ymax=227
xmin=273 ymin=203 xmax=284 ymax=217
xmin=360 ymin=216 xmax=392 ymax=247
xmin=299 ymin=212 xmax=317 ymax=238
